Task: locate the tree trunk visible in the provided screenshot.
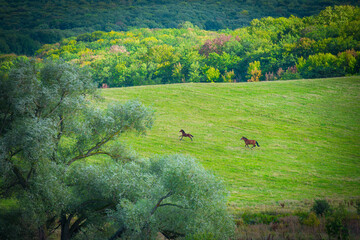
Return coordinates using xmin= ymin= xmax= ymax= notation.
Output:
xmin=60 ymin=214 xmax=72 ymax=240
xmin=38 ymin=225 xmax=47 ymax=240
xmin=109 ymin=226 xmax=126 ymax=240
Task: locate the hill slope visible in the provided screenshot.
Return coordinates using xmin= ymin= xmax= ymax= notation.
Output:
xmin=101 ymin=77 xmax=360 ymax=209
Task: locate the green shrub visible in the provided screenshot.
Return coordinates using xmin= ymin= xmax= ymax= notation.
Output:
xmin=312 ymin=199 xmax=331 ymax=216
xmin=241 ymin=212 xmax=280 ymax=225
xmin=280 ymin=66 xmax=302 ymax=80
xmin=297 ymin=53 xmax=345 ymax=79
xmin=356 ymin=201 xmax=360 ymax=215
xmin=0 ymin=207 xmax=36 ymax=240
xmin=325 ymin=205 xmax=350 ymax=240
xmin=186 ymin=232 xmax=216 ymax=240
xmin=303 ymin=211 xmax=320 ymax=227
xmin=294 ymin=210 xmax=309 ymax=223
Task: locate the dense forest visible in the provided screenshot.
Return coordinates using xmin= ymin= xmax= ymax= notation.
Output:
xmin=1 ymin=0 xmax=359 ymax=55
xmin=22 ymin=5 xmax=360 ymax=87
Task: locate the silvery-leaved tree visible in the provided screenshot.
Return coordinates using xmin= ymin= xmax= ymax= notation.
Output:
xmin=0 ymin=59 xmax=234 ymax=240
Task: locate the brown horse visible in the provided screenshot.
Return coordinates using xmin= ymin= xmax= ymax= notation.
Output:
xmin=241 ymin=136 xmax=260 ymax=148
xmin=179 ymin=129 xmax=194 ymax=141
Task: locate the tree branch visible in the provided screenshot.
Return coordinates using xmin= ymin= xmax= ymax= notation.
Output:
xmin=43 ymin=91 xmax=67 ymax=119
xmin=0 ymin=149 xmax=28 ymax=194
xmin=0 ymin=103 xmax=12 ymax=135
xmin=9 ymin=149 xmax=22 ymax=158
xmin=2 ymin=149 xmax=29 ymax=189
xmin=158 ymin=203 xmax=186 ymax=209
xmin=62 ymin=199 xmax=116 ymax=239
xmin=109 ymin=191 xmax=175 ymax=240
xmin=67 ymin=130 xmax=121 ymax=165
xmin=12 ymin=165 xmax=28 ymax=189
xmin=48 ymin=223 xmax=61 ymax=236
xmin=0 ymin=180 xmax=20 ymax=197
xmin=27 ymin=165 xmax=35 ymax=181
xmin=108 ymin=226 xmax=126 ymax=240
xmin=57 ymin=115 xmax=64 ymax=140
xmin=151 ymin=191 xmax=173 ymax=215
xmin=69 ymin=215 xmax=87 ymax=237
xmin=160 ymin=229 xmax=186 ymax=239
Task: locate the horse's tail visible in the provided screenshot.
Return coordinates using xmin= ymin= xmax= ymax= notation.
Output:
xmin=256 ymin=141 xmax=260 ymax=147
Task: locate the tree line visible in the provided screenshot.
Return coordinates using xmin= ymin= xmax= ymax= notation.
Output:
xmin=29 ymin=5 xmax=360 ymax=87
xmin=1 ymin=0 xmax=359 ymax=55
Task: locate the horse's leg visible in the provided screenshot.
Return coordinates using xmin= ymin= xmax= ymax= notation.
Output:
xmin=180 ymin=136 xmax=183 ymax=141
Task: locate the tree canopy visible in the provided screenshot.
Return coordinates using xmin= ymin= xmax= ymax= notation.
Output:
xmin=0 ymin=59 xmax=234 ymax=239
xmin=28 ymin=5 xmax=360 ymax=86
xmin=0 ymin=0 xmax=359 ymax=55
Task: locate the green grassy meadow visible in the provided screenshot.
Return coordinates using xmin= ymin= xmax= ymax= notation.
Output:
xmin=100 ymin=77 xmax=360 ymax=210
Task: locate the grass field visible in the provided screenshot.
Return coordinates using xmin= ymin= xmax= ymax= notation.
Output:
xmin=100 ymin=77 xmax=360 ymax=210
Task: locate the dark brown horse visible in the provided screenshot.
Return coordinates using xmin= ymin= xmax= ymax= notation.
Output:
xmin=179 ymin=129 xmax=194 ymax=141
xmin=241 ymin=136 xmax=260 ymax=148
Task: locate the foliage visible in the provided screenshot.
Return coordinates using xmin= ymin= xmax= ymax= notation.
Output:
xmin=0 ymin=59 xmax=147 ymax=238
xmin=247 ymin=61 xmax=262 ymax=82
xmin=1 ymin=0 xmax=358 ymax=55
xmin=241 ymin=212 xmax=282 ymax=225
xmin=294 ymin=210 xmax=310 ymax=223
xmin=356 ymin=201 xmax=360 ymax=215
xmin=296 ymin=53 xmax=344 ymax=78
xmin=199 ymin=35 xmax=233 ymax=57
xmin=325 ymin=205 xmax=350 ymax=240
xmin=311 ymin=199 xmax=331 ymax=216
xmin=23 ymin=5 xmax=360 ymax=87
xmin=107 ymin=155 xmax=235 ymax=240
xmin=0 ymin=59 xmax=234 ymax=239
xmin=222 ymin=70 xmax=235 ymax=82
xmin=303 ymin=212 xmax=320 ymax=227
xmin=205 ymin=66 xmax=220 ymax=83
xmin=279 ymin=66 xmax=302 ymax=80
xmin=265 ymin=72 xmax=276 ymax=81
xmin=234 ymin=202 xmax=360 ymax=240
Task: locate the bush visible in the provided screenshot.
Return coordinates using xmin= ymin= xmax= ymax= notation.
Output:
xmin=356 ymin=201 xmax=360 ymax=215
xmin=280 ymin=66 xmax=302 ymax=80
xmin=303 ymin=211 xmax=320 ymax=227
xmin=325 ymin=205 xmax=350 ymax=240
xmin=296 ymin=53 xmax=345 ymax=79
xmin=186 ymin=232 xmax=216 ymax=240
xmin=312 ymin=199 xmax=331 ymax=216
xmin=294 ymin=210 xmax=309 ymax=223
xmin=0 ymin=207 xmax=37 ymax=240
xmin=241 ymin=212 xmax=280 ymax=225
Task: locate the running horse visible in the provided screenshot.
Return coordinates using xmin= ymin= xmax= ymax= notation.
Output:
xmin=241 ymin=136 xmax=260 ymax=148
xmin=179 ymin=129 xmax=194 ymax=141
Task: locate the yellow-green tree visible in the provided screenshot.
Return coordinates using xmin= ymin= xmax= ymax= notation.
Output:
xmin=247 ymin=61 xmax=262 ymax=82
xmin=205 ymin=66 xmax=220 ymax=82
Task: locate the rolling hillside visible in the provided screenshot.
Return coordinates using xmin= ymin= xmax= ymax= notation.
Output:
xmin=100 ymin=76 xmax=360 ymax=209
